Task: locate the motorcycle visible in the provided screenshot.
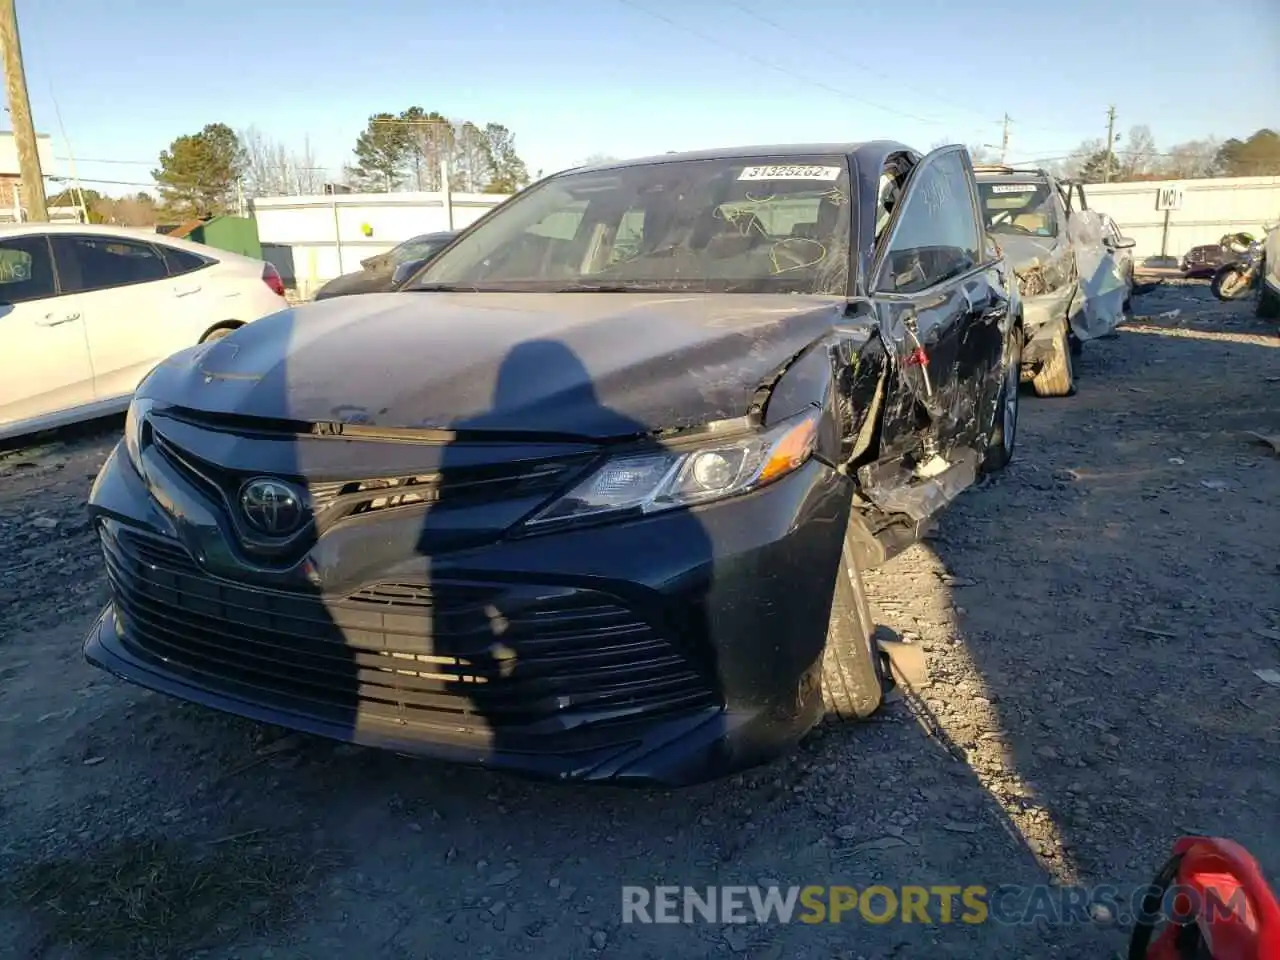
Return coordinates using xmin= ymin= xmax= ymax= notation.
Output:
xmin=1210 ymin=236 xmax=1264 ymax=301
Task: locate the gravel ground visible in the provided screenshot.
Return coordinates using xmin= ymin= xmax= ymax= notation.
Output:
xmin=1 ymin=280 xmax=1277 ymax=960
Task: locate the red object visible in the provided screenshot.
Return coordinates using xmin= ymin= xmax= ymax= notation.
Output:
xmin=905 ymin=346 xmax=928 ymax=367
xmin=262 ymin=263 xmax=286 ymax=298
xmin=1132 ymin=836 xmax=1280 ymax=960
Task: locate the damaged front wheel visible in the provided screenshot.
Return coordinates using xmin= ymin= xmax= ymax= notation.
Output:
xmin=821 ymin=524 xmax=886 ymax=721
xmin=1031 ymin=318 xmax=1076 ymax=398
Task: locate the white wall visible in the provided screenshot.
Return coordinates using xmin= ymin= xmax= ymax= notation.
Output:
xmin=253 ymin=190 xmax=512 ymax=295
xmin=1083 ymin=176 xmax=1280 ymax=263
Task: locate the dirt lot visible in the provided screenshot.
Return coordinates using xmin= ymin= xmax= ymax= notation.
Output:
xmin=1 ymin=280 xmax=1278 ymax=960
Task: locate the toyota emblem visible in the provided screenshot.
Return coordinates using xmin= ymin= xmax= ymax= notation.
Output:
xmin=238 ymin=477 xmax=307 ymax=536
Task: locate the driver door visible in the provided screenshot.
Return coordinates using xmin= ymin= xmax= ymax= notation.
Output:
xmin=1059 ymin=182 xmax=1128 ymax=339
xmin=870 ymin=146 xmax=1000 ymax=465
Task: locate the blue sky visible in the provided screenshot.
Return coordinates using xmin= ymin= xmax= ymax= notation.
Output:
xmin=17 ymin=0 xmax=1280 ymax=194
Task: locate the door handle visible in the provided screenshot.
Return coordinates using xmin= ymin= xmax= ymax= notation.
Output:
xmin=174 ymin=286 xmax=201 ymax=297
xmin=37 ymin=312 xmax=80 ymax=327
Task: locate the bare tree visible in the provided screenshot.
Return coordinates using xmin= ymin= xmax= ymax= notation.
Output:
xmin=1118 ymin=124 xmax=1159 ymax=179
xmin=1058 ymin=138 xmax=1106 ymax=180
xmin=1158 ymin=138 xmax=1221 ymax=178
xmin=104 ymin=192 xmax=159 ymax=227
xmin=450 ymin=121 xmax=493 ymax=193
xmin=240 ymin=126 xmax=328 ymax=197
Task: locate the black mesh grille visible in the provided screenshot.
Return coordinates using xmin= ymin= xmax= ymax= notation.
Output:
xmin=101 ymin=525 xmax=717 ymax=742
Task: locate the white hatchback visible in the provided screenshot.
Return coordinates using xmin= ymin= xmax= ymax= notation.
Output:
xmin=0 ymin=222 xmax=288 ymax=442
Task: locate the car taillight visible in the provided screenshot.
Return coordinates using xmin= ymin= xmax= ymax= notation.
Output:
xmin=262 ymin=263 xmax=286 ymax=298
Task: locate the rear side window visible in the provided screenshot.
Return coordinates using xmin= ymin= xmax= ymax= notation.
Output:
xmin=0 ymin=235 xmax=55 ymax=303
xmin=157 ymin=245 xmax=212 ymax=277
xmin=52 ymin=235 xmax=169 ymax=294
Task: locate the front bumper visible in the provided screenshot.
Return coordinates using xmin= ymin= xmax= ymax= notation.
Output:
xmin=1019 ymin=286 xmax=1073 ymax=366
xmin=84 ymin=440 xmax=852 ymax=786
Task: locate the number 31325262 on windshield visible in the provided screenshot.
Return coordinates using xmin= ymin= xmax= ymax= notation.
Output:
xmin=738 ymin=165 xmax=842 ymax=181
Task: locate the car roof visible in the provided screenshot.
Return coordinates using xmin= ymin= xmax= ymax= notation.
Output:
xmin=972 ymin=167 xmax=1052 ymax=180
xmin=566 ymin=141 xmax=913 ymax=175
xmin=0 ymin=222 xmax=181 ymax=241
xmin=971 ymin=164 xmax=1080 ymax=188
xmin=0 ymin=221 xmax=263 ymax=264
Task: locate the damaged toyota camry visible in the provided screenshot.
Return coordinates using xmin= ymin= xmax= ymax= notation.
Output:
xmin=84 ymin=142 xmax=1022 ymax=786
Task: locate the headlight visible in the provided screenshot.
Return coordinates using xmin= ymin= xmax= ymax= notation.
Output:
xmin=523 ymin=409 xmax=820 ymax=531
xmin=123 ymin=397 xmax=153 ymax=472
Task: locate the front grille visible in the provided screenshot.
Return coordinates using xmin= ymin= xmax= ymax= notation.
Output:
xmin=149 ymin=427 xmax=585 ymax=526
xmin=101 ymin=525 xmax=717 ymax=745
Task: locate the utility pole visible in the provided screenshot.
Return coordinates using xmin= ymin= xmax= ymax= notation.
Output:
xmin=0 ymin=0 xmax=46 ymax=221
xmin=999 ymin=114 xmax=1011 ymax=165
xmin=1103 ymin=105 xmax=1117 ymax=183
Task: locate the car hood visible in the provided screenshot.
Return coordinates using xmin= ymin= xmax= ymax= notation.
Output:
xmin=314 ymin=268 xmax=394 ymax=300
xmin=145 ymin=292 xmax=856 ymax=439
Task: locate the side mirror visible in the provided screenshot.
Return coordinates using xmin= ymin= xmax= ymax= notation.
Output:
xmin=391 ymin=257 xmax=429 ymax=288
xmin=1113 ymin=236 xmax=1137 ymax=250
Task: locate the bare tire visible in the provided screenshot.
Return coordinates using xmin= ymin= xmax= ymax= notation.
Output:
xmin=1031 ymin=319 xmax=1076 ymax=398
xmin=1210 ymin=266 xmax=1250 ymax=301
xmin=821 ymin=529 xmax=885 ymax=721
xmin=982 ymin=325 xmax=1021 ymax=473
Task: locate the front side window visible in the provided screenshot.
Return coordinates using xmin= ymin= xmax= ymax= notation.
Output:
xmin=390 ymin=235 xmax=452 ymax=266
xmin=52 ymin=236 xmax=168 ymax=294
xmin=878 ymin=152 xmax=983 ymax=294
xmin=977 ymin=179 xmax=1059 ymax=239
xmin=0 ymin=235 xmax=55 ymax=303
xmin=413 ymin=156 xmax=854 ymax=295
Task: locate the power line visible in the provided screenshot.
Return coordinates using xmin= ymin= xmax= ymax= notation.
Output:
xmin=720 ymin=0 xmax=1005 ymax=134
xmin=53 ymin=155 xmax=151 ymax=166
xmin=613 ymin=0 xmax=946 ymax=125
xmin=1006 ymin=147 xmax=1201 ymax=163
xmin=46 ymin=175 xmax=155 ymax=188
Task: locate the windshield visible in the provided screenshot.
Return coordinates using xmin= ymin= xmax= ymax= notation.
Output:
xmin=389 ymin=235 xmax=451 ymax=266
xmin=413 ymin=156 xmax=853 ymax=294
xmin=977 ymin=180 xmax=1059 ymax=239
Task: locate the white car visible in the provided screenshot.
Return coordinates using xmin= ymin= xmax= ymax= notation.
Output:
xmin=0 ymin=223 xmax=288 ymax=441
xmin=1099 ymin=213 xmax=1137 ymax=308
xmin=1261 ymin=224 xmax=1279 ymax=320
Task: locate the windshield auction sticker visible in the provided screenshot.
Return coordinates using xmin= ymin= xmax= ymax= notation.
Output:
xmin=738 ymin=165 xmax=842 ymax=181
xmin=989 ymin=183 xmax=1040 ymax=193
